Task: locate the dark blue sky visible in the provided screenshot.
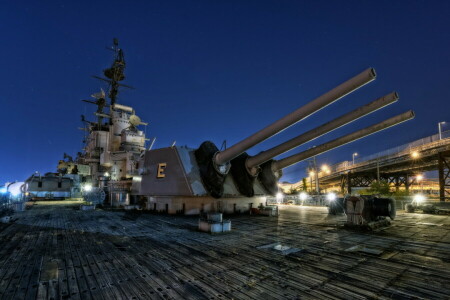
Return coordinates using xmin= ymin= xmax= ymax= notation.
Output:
xmin=1 ymin=0 xmax=449 ymax=184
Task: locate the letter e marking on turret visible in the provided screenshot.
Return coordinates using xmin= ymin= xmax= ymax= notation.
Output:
xmin=157 ymin=163 xmax=167 ymax=178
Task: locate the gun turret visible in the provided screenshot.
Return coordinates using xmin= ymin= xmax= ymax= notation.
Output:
xmin=195 ymin=68 xmax=376 ymax=198
xmin=230 ymin=92 xmax=400 ymax=196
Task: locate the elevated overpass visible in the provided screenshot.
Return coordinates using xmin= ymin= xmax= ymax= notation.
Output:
xmin=318 ymin=132 xmax=450 ymax=201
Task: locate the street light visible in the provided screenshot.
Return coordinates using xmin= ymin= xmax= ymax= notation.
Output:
xmin=411 ymin=151 xmax=420 ymax=159
xmin=438 ymin=121 xmax=446 ymax=140
xmin=352 ymin=152 xmax=358 ymax=165
xmin=416 ymin=174 xmax=424 ymax=193
xmin=321 ymin=164 xmax=330 ymax=174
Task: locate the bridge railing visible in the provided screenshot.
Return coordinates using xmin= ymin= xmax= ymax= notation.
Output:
xmin=326 ymin=130 xmax=450 ymax=175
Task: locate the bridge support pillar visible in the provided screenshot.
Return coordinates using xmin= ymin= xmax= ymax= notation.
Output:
xmin=347 ymin=173 xmax=352 ymax=194
xmin=405 ymin=173 xmax=410 ymax=192
xmin=340 ymin=173 xmax=352 ymax=195
xmin=438 ymin=151 xmax=450 ymax=202
xmin=394 ymin=177 xmax=400 ymax=192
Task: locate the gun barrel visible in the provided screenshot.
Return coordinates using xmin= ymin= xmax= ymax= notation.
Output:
xmin=214 ymin=68 xmax=376 ymax=165
xmin=246 ymin=92 xmax=399 ymax=170
xmin=272 ymin=110 xmax=415 ymax=171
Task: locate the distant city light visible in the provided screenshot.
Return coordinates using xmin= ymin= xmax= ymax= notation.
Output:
xmin=321 ymin=165 xmax=331 ymax=174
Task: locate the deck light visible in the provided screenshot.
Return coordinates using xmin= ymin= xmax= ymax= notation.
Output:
xmin=326 ymin=192 xmax=337 ymax=201
xmin=276 ymin=192 xmax=283 ymax=202
xmin=83 ymin=184 xmax=92 ymax=192
xmin=413 ymin=194 xmax=425 ymax=204
xmin=299 ymin=192 xmax=308 ymax=201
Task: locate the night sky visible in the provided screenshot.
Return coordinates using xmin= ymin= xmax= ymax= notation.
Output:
xmin=1 ymin=1 xmax=450 ymax=184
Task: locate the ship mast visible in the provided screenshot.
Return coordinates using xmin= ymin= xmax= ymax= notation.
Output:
xmin=104 ymin=38 xmax=125 ymax=106
xmin=92 ymin=38 xmax=134 ymax=106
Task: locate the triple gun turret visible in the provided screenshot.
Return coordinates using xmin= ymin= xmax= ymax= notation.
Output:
xmin=194 ymin=68 xmax=414 ymax=198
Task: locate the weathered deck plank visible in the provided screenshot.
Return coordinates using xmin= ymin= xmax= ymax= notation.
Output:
xmin=1 ymin=201 xmax=450 ymax=299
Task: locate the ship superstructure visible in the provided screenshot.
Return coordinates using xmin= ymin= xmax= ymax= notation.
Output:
xmin=71 ymin=39 xmax=148 ymax=205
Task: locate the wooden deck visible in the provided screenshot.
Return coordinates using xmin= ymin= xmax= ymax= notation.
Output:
xmin=1 ymin=200 xmax=450 ymax=299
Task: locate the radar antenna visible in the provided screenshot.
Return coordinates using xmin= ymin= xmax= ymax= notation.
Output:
xmin=127 ymin=112 xmax=148 ymax=131
xmin=81 ymin=88 xmax=108 ymax=128
xmin=92 ymin=38 xmax=133 ymax=107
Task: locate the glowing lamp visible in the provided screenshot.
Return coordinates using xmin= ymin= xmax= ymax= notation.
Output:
xmin=326 ymin=192 xmax=337 ymax=201
xmin=276 ymin=192 xmax=283 ymax=201
xmin=299 ymin=192 xmax=308 ymax=201
xmin=83 ymin=184 xmax=93 ymax=192
xmin=413 ymin=194 xmax=425 ymax=204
